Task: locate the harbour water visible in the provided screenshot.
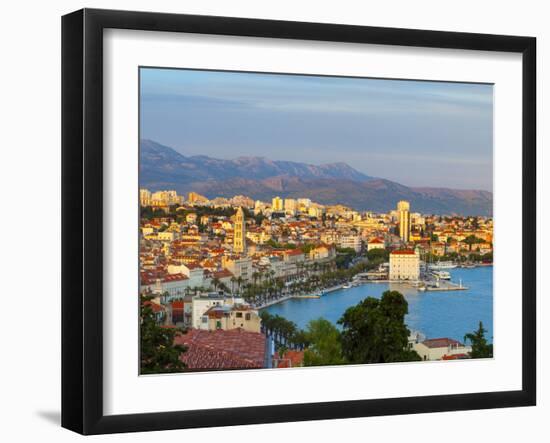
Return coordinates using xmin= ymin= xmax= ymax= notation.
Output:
xmin=263 ymin=266 xmax=493 ymax=343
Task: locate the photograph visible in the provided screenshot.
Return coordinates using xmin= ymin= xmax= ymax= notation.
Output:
xmin=138 ymin=67 xmax=494 ymax=373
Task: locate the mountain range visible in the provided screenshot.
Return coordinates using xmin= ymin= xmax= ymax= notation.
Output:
xmin=140 ymin=139 xmax=493 ymax=216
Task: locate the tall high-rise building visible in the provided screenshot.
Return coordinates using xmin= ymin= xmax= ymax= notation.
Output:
xmin=397 ymin=200 xmax=411 ymax=243
xmin=284 ymin=198 xmax=297 ymax=214
xmin=188 ymin=191 xmax=209 ymax=204
xmin=139 ymin=189 xmax=151 ymax=206
xmin=151 ymin=190 xmax=180 ymax=206
xmin=272 ymin=196 xmax=283 ymax=212
xmin=233 ymin=207 xmax=246 ymax=254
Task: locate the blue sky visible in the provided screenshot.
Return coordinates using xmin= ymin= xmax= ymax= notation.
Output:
xmin=140 ymin=67 xmax=493 ymax=191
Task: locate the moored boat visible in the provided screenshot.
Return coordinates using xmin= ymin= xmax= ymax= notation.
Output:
xmin=428 ymin=261 xmax=457 ymax=270
xmin=430 ymin=270 xmax=451 ymax=280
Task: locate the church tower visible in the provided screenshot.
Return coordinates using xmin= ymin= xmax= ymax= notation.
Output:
xmin=234 ymin=207 xmax=246 ymax=254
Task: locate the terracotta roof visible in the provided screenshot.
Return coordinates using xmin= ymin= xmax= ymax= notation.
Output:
xmin=441 ymin=353 xmax=470 ymax=360
xmin=163 ymin=273 xmax=189 ymax=282
xmin=422 ymin=338 xmax=463 ymax=349
xmin=213 ymin=269 xmax=234 ymax=279
xmin=391 ymin=249 xmax=416 ymax=255
xmin=369 ymin=238 xmax=384 ymax=244
xmin=143 ymin=300 xmax=165 ymax=313
xmin=284 ymin=249 xmax=304 ymax=256
xmin=175 ymin=329 xmax=266 ymax=370
xmin=274 ymin=350 xmax=305 ymax=368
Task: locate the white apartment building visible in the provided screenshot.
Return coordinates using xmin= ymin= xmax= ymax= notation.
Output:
xmin=389 ymin=249 xmax=420 ymax=280
xmin=140 ymin=189 xmax=152 ymax=206
xmin=367 ymin=238 xmax=386 ymax=251
xmin=167 ymin=263 xmax=206 ymax=288
xmin=284 ymin=198 xmax=297 ymax=215
xmin=191 ymin=293 xmax=245 ymax=329
xmin=338 ymin=234 xmax=362 ymax=252
xmin=413 ymin=338 xmax=472 ymax=361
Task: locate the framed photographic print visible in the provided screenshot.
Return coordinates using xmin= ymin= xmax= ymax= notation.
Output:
xmin=61 ymin=8 xmax=536 ymax=435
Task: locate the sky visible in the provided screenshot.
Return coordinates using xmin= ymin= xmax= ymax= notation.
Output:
xmin=140 ymin=67 xmax=493 ymax=191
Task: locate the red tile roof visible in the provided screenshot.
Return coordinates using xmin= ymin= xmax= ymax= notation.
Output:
xmin=284 ymin=249 xmax=304 ymax=256
xmin=163 ymin=273 xmax=189 ymax=282
xmin=274 ymin=350 xmax=305 ymax=368
xmin=422 ymin=338 xmax=463 ymax=349
xmin=441 ymin=353 xmax=470 ymax=360
xmin=213 ymin=269 xmax=234 ymax=279
xmin=175 ymin=329 xmax=266 ymax=370
xmin=391 ymin=249 xmax=416 ymax=255
xmin=369 ymin=238 xmax=384 ymax=244
xmin=143 ymin=300 xmax=165 ymax=313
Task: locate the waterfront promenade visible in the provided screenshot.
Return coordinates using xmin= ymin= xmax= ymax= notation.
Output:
xmin=254 ymin=283 xmax=346 ymax=309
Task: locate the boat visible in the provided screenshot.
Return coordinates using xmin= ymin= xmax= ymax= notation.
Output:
xmin=342 ymin=283 xmax=352 ymax=289
xmin=428 ymin=261 xmax=457 ymax=270
xmin=430 ymin=270 xmax=451 ymax=280
xmin=411 ymin=281 xmax=427 ymax=291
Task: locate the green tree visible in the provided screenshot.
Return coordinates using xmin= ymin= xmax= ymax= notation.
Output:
xmin=366 ymin=248 xmax=389 ymax=262
xmin=303 ymin=318 xmax=345 ymax=366
xmin=464 ymin=321 xmax=493 ymax=358
xmin=140 ymin=295 xmax=187 ymax=374
xmin=463 ymin=235 xmax=484 ymax=251
xmin=338 ymin=290 xmax=421 ymax=364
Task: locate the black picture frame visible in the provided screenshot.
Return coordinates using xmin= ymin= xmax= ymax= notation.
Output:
xmin=62 ymin=8 xmax=536 ymax=435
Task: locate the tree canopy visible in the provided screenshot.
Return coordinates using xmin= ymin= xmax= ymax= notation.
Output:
xmin=366 ymin=248 xmax=389 ymax=262
xmin=464 ymin=321 xmax=493 ymax=359
xmin=140 ymin=295 xmax=187 ymax=374
xmin=302 ymin=318 xmax=346 ymax=367
xmin=338 ymin=290 xmax=421 ymax=364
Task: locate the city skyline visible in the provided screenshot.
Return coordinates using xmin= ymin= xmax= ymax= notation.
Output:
xmin=138 ymin=67 xmax=494 ymax=374
xmin=140 ymin=67 xmax=494 ymax=192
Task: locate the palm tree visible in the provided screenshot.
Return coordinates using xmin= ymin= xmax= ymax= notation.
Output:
xmin=236 ymin=276 xmax=244 ymax=295
xmin=252 ymin=271 xmax=260 ymax=286
xmin=211 ymin=277 xmax=221 ymax=291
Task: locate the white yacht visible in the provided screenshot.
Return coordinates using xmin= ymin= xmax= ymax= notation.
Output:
xmin=428 ymin=261 xmax=457 ymax=270
xmin=430 ymin=270 xmax=452 ymax=280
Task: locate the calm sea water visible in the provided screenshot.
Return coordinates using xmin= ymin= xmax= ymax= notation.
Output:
xmin=263 ymin=266 xmax=493 ymax=343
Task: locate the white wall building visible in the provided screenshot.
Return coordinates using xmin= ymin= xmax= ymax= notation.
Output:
xmin=389 ymin=249 xmax=420 ymax=280
xmin=367 ymin=238 xmax=386 ymax=251
xmin=413 ymin=338 xmax=472 ymax=361
xmin=191 ymin=294 xmax=245 ymax=329
xmin=339 ymin=234 xmax=362 ymax=252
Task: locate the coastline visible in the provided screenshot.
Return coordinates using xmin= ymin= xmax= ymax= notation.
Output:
xmin=262 ymin=266 xmax=493 ymax=342
xmin=255 ymin=283 xmax=346 ymax=309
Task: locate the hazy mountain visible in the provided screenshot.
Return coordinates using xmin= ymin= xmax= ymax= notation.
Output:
xmin=140 ymin=139 xmax=493 ymax=216
xmin=140 ymin=139 xmax=372 ymax=183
